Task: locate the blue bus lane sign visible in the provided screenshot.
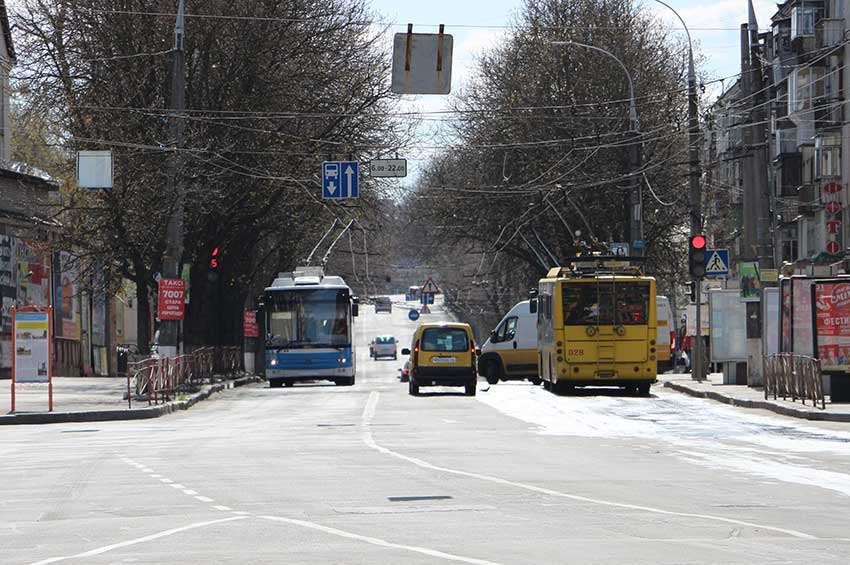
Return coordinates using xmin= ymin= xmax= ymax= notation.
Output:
xmin=322 ymin=161 xmax=359 ymax=199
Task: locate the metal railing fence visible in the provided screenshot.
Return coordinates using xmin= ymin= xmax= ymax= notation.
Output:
xmin=764 ymin=353 xmax=825 ymax=410
xmin=126 ymin=346 xmax=244 ymax=408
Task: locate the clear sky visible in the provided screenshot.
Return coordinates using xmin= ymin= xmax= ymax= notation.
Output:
xmin=367 ymin=0 xmax=777 ymax=183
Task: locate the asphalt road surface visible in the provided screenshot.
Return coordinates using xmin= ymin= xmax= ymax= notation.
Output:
xmin=3 ymin=296 xmax=850 ymax=564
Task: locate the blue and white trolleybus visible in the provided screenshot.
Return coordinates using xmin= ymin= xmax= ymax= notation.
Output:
xmin=263 ymin=267 xmax=358 ymax=388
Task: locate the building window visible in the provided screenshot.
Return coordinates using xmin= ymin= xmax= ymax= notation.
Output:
xmin=782 ymin=239 xmax=799 ymax=263
xmin=791 ymin=6 xmax=819 ymax=38
xmin=815 ymin=135 xmax=842 ymax=178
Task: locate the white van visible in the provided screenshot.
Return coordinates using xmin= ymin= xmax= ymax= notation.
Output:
xmin=479 ymin=300 xmax=540 ymax=385
xmin=656 ymin=295 xmax=675 ymax=372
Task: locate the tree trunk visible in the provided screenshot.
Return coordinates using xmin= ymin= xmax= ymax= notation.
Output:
xmin=136 ymin=279 xmax=151 ymax=355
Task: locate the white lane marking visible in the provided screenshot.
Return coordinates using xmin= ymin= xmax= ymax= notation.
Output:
xmin=195 ymin=496 xmax=214 ymax=503
xmin=362 ymin=390 xmax=379 ymax=422
xmin=182 ymin=489 xmax=198 ymax=496
xmin=159 ymin=478 xmax=173 ymax=484
xmin=213 ymin=505 xmax=232 ymax=511
xmin=259 ymin=515 xmax=502 ymax=565
xmin=361 ymin=391 xmax=817 ymax=540
xmin=169 ymin=484 xmax=185 ymax=489
xmin=29 ymin=516 xmax=248 ymax=564
xmin=232 ymin=511 xmax=251 ymax=515
xmin=140 ymin=468 xmax=152 ymax=473
xmin=150 ymin=474 xmax=162 ymax=478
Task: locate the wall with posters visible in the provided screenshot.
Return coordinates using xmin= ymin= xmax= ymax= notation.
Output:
xmin=55 ymin=251 xmax=80 ymax=340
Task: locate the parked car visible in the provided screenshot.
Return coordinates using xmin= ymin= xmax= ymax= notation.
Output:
xmin=402 ymin=322 xmax=478 ymax=396
xmin=399 ymin=360 xmax=410 ymax=382
xmin=374 ymin=296 xmax=392 ymax=313
xmin=371 ymin=335 xmax=397 ymax=359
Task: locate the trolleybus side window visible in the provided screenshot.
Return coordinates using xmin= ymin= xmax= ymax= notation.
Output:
xmin=563 ymin=282 xmax=650 ymax=326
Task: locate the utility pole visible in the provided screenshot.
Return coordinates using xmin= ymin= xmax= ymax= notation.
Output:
xmin=159 ymin=0 xmax=186 ymax=358
xmin=740 ymin=17 xmax=773 ymax=386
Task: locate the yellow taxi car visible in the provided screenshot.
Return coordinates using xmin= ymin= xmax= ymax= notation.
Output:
xmin=402 ymin=322 xmax=478 ymax=396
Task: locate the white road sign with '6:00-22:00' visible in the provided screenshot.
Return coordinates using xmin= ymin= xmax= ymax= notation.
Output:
xmin=368 ymin=159 xmax=407 ymax=178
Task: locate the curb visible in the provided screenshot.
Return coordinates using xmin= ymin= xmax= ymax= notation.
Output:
xmin=663 ymin=381 xmax=850 ymax=422
xmin=0 ymin=375 xmax=263 ymax=426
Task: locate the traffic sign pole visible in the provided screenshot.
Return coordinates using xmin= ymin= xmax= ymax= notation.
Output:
xmin=694 ymin=282 xmax=704 ymax=381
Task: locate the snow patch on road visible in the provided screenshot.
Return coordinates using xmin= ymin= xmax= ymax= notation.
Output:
xmin=478 ymin=383 xmax=850 ymax=497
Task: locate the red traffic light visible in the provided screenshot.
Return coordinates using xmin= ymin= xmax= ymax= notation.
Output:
xmin=690 ymin=235 xmax=706 ymax=249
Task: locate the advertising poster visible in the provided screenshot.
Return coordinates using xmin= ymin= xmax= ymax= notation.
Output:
xmin=739 ymin=261 xmax=761 ymax=302
xmin=243 ymin=310 xmax=259 ymax=338
xmin=13 ymin=310 xmax=51 ymax=383
xmin=16 ymin=239 xmax=51 ymax=308
xmin=709 ymin=290 xmax=748 ymax=362
xmin=813 ymin=282 xmax=850 ymax=370
xmin=56 ymin=252 xmax=80 ymax=340
xmin=158 ymin=278 xmax=186 ymax=321
xmin=791 ymin=277 xmax=814 ymax=357
xmin=0 ymin=235 xmax=16 ymax=333
xmin=764 ymin=287 xmax=780 ymax=357
xmin=780 ymin=278 xmax=792 ymax=353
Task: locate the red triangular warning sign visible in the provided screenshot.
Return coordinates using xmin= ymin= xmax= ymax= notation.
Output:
xmin=421 ymin=276 xmax=440 ymax=294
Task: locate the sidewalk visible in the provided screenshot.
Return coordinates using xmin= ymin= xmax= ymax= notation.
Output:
xmin=660 ymin=372 xmax=850 ymax=422
xmin=0 ymin=375 xmax=261 ymax=425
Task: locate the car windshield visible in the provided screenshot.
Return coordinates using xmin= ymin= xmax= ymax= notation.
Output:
xmin=421 ymin=328 xmax=469 ymax=352
xmin=562 ymin=281 xmax=650 ymax=326
xmin=265 ymin=289 xmax=350 ymax=348
xmin=375 ymin=336 xmax=395 ymax=344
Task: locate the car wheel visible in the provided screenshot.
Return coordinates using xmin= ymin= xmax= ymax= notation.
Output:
xmin=530 ymin=377 xmax=542 ymax=386
xmin=269 ymin=380 xmax=283 ymax=389
xmin=284 ymin=380 xmax=294 ymax=387
xmin=400 ymin=374 xmax=409 ymax=383
xmin=637 ymin=383 xmax=651 ymax=396
xmin=408 ymin=378 xmax=419 ymax=395
xmin=485 ymin=360 xmax=500 ymax=385
xmin=465 ymin=382 xmax=476 ymax=396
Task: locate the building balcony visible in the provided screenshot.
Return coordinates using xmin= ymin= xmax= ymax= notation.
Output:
xmin=775 ymin=127 xmax=799 ymax=157
xmin=816 ymin=18 xmax=844 ymax=49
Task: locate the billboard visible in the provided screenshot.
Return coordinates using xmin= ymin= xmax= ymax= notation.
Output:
xmin=56 ymin=252 xmax=81 ymax=340
xmin=813 ymin=280 xmax=850 ymax=371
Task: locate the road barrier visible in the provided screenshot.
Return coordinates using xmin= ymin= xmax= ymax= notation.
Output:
xmin=764 ymin=354 xmax=825 ymax=410
xmin=126 ymin=346 xmax=244 ymax=408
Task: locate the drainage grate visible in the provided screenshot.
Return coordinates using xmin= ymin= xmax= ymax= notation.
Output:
xmin=387 ymin=495 xmax=453 ymax=502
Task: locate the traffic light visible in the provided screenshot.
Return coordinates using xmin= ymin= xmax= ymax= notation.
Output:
xmin=688 ymin=235 xmax=707 ymax=278
xmin=209 ymin=247 xmax=220 ymax=270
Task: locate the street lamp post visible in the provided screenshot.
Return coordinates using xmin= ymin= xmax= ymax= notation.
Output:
xmin=551 ymin=41 xmax=641 ymax=253
xmin=651 ymin=1 xmax=704 ymax=380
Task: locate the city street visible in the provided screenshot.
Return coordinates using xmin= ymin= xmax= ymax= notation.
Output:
xmin=2 ymin=297 xmax=850 ymax=564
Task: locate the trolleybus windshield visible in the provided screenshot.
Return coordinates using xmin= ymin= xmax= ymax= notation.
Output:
xmin=265 ymin=289 xmax=350 ymax=348
xmin=562 ymin=281 xmax=650 ymax=326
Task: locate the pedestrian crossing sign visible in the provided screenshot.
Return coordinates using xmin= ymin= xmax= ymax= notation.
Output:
xmin=705 ymin=249 xmax=730 ymax=277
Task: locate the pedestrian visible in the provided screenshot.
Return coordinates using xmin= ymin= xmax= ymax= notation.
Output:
xmin=681 ymin=333 xmax=692 ymax=372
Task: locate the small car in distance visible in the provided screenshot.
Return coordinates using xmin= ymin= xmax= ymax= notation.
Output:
xmin=372 ymin=335 xmax=397 ymax=359
xmin=399 ymin=360 xmax=410 ymax=382
xmin=374 ymin=296 xmax=392 ymax=313
xmin=402 ymin=322 xmax=477 ymax=396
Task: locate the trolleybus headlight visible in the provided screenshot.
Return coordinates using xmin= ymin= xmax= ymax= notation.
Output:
xmin=585 ymin=326 xmax=597 ymax=337
xmin=615 ymin=326 xmax=626 ymax=336
xmin=557 ymin=356 xmax=563 ymax=362
xmin=338 ymin=357 xmax=348 ymax=364
xmin=270 ymin=358 xmax=278 ymax=366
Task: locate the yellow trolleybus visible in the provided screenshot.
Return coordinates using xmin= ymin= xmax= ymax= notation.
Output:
xmin=534 ymin=257 xmax=657 ymax=395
